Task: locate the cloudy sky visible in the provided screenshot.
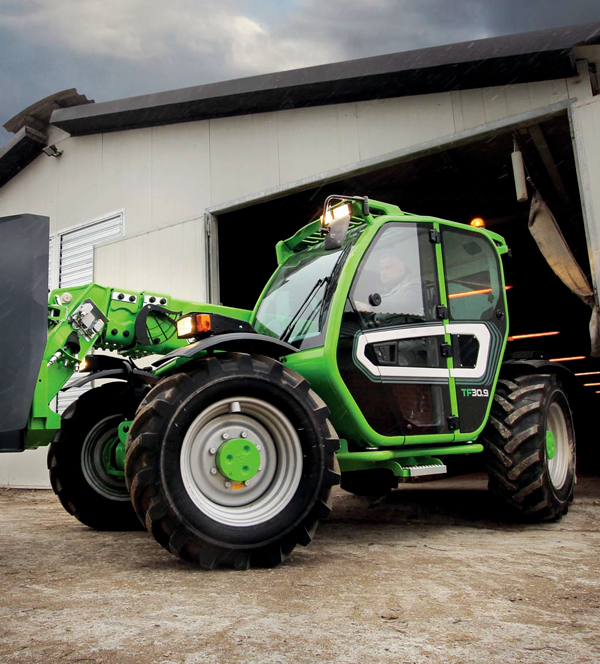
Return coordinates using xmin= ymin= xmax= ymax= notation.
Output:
xmin=1 ymin=0 xmax=599 ymax=144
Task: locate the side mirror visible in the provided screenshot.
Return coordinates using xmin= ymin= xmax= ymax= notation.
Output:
xmin=324 ymin=214 xmax=350 ymax=250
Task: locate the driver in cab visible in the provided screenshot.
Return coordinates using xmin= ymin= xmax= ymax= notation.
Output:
xmin=354 ymin=253 xmax=423 ymax=320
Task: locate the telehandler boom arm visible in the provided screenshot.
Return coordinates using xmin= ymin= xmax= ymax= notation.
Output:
xmin=8 ymin=280 xmax=251 ymax=451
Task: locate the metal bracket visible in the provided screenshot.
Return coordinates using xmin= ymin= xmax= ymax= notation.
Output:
xmin=68 ymin=299 xmax=108 ymax=342
xmin=143 ymin=294 xmax=168 ymax=306
xmin=440 ymin=342 xmax=453 ymax=357
xmin=436 ymin=305 xmax=449 ymax=320
xmin=112 ymin=292 xmax=138 ymax=304
xmin=447 ymin=416 xmax=460 ymax=431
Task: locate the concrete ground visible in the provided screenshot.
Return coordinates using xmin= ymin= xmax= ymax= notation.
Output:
xmin=1 ymin=475 xmax=600 ymax=664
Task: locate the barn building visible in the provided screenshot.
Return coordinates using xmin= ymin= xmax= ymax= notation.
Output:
xmin=1 ymin=21 xmax=599 ymax=487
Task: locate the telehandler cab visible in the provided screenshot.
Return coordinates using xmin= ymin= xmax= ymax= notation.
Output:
xmin=0 ymin=197 xmax=576 ymax=569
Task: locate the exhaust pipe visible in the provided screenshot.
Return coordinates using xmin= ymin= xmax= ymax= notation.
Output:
xmin=0 ymin=214 xmax=49 ymax=452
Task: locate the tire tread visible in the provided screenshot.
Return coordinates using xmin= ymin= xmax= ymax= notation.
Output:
xmin=125 ymin=352 xmax=339 ymax=569
xmin=482 ymin=373 xmax=575 ymax=522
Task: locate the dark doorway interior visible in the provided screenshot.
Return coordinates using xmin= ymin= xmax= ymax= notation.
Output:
xmin=216 ymin=113 xmax=597 ymax=468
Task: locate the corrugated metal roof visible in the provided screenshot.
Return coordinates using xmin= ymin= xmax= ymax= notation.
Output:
xmin=50 ymin=21 xmax=600 ymax=136
xmin=1 ymin=21 xmax=599 ymax=191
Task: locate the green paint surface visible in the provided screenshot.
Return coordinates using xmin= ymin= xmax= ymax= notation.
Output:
xmin=102 ymin=434 xmax=125 ymax=479
xmin=546 ymin=430 xmax=556 ymax=460
xmin=216 ymin=438 xmax=261 ymax=482
xmin=23 ymin=196 xmax=510 ymax=473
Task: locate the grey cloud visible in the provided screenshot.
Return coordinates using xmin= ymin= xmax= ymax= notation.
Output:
xmin=1 ymin=0 xmax=599 ymax=145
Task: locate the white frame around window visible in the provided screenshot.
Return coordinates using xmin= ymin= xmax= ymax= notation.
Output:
xmin=354 ymin=323 xmax=492 ymax=381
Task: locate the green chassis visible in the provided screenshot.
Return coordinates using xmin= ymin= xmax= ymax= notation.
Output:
xmin=24 ymin=198 xmax=510 ymax=480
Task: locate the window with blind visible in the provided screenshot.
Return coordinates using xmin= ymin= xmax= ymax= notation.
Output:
xmin=57 ymin=213 xmax=123 ymax=413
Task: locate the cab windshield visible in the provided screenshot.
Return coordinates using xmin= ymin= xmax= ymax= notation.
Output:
xmin=253 ymin=243 xmax=349 ymax=350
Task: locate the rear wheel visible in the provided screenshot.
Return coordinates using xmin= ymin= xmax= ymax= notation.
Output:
xmin=482 ymin=373 xmax=575 ymax=521
xmin=125 ymin=353 xmax=340 ymax=569
xmin=48 ymin=383 xmax=144 ymax=530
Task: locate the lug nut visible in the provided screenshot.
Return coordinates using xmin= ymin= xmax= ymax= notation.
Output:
xmin=222 ymin=432 xmax=230 ymax=440
xmin=244 ymin=480 xmax=251 ymax=487
xmin=225 ymin=481 xmax=232 ymax=488
xmin=240 ymin=431 xmax=248 ymax=438
xmin=256 ymin=444 xmax=262 ymax=452
xmin=258 ymin=465 xmax=263 ymax=471
xmin=209 ymin=447 xmax=217 ymax=455
xmin=210 ymin=468 xmax=217 ymax=475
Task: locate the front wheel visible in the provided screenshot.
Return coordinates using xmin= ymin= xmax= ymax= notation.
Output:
xmin=125 ymin=353 xmax=340 ymax=569
xmin=48 ymin=383 xmax=144 ymax=530
xmin=482 ymin=373 xmax=575 ymax=521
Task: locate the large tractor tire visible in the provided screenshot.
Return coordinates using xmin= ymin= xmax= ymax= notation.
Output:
xmin=340 ymin=470 xmax=398 ymax=497
xmin=125 ymin=353 xmax=340 ymax=569
xmin=482 ymin=373 xmax=575 ymax=521
xmin=48 ymin=383 xmax=144 ymax=530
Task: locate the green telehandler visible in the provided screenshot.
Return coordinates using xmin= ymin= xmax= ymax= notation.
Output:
xmin=0 ymin=197 xmax=576 ymax=569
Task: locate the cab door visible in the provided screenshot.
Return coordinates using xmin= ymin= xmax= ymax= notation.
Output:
xmin=440 ymin=226 xmax=508 ymax=435
xmin=336 ymin=221 xmax=456 ymax=441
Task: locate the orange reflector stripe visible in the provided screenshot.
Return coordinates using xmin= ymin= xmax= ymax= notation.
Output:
xmin=549 ymin=356 xmax=586 ymax=362
xmin=584 ymin=382 xmax=600 ymax=387
xmin=575 ymin=371 xmax=600 ymax=376
xmin=508 ymin=331 xmax=560 ymax=341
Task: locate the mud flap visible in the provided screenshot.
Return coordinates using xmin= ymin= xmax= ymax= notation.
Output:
xmin=0 ymin=214 xmax=49 ymax=452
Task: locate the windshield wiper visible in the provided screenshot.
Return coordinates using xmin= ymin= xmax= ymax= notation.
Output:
xmin=279 ymin=277 xmax=329 ymax=344
xmin=317 ymin=244 xmax=352 ymax=331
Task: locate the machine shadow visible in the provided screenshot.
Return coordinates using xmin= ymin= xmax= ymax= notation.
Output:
xmin=328 ymin=475 xmax=540 ymax=530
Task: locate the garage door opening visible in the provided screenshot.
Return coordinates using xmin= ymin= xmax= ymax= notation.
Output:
xmin=214 ymin=111 xmax=598 ymax=468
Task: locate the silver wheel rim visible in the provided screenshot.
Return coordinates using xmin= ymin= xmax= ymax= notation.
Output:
xmin=180 ymin=397 xmax=303 ymax=527
xmin=81 ymin=415 xmax=129 ymax=501
xmin=547 ymin=401 xmax=570 ymax=490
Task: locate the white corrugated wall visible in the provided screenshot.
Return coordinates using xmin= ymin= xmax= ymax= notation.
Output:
xmin=0 ymin=65 xmax=597 ymax=486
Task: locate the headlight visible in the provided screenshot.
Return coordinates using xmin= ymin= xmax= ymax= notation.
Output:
xmin=176 ymin=314 xmax=212 ymax=339
xmin=322 ymin=202 xmax=351 ymax=225
xmin=176 ymin=316 xmax=195 ymax=338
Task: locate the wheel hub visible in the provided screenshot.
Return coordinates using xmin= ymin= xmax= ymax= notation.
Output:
xmin=545 ymin=429 xmax=556 ymax=460
xmin=546 ymin=401 xmax=570 ymax=490
xmin=180 ymin=397 xmax=303 ymax=526
xmin=81 ymin=416 xmax=130 ymax=501
xmin=216 ymin=438 xmax=261 ymax=482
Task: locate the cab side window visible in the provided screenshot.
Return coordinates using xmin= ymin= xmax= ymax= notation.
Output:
xmin=350 ymin=223 xmax=439 ymax=327
xmin=442 ymin=229 xmax=501 ymax=321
